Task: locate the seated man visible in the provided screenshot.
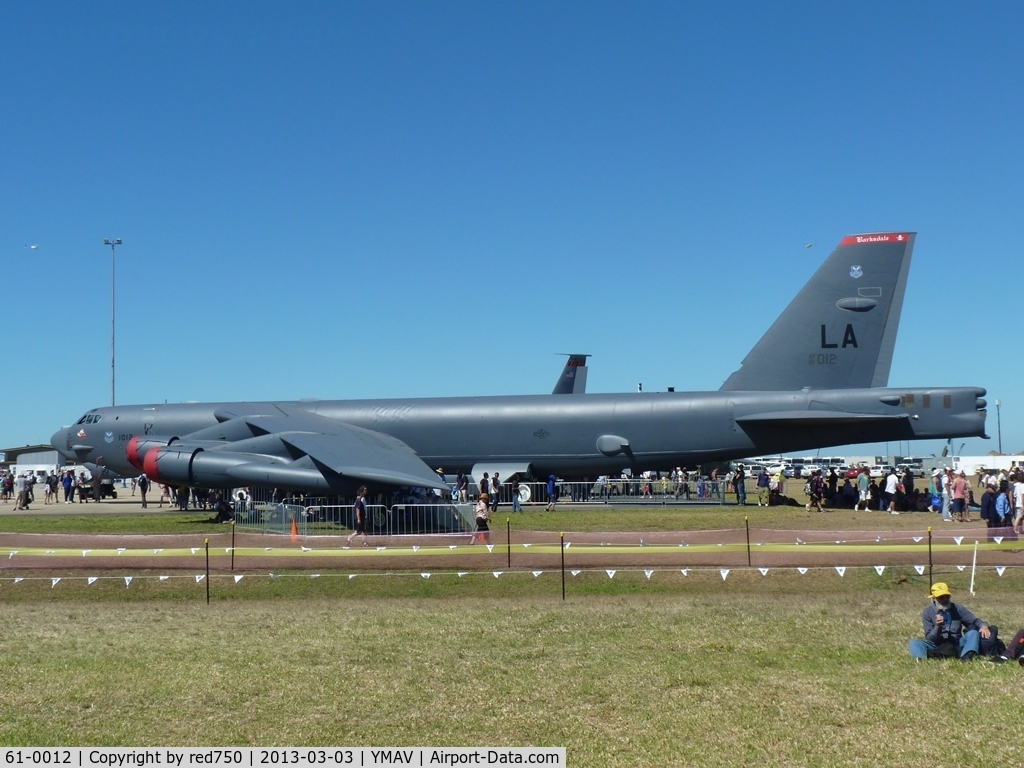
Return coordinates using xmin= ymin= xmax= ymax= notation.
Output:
xmin=909 ymin=582 xmax=992 ymax=661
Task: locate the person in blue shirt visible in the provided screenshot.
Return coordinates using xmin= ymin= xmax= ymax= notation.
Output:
xmin=909 ymin=582 xmax=991 ymax=661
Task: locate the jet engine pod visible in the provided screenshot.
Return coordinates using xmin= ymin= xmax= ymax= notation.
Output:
xmin=126 ymin=435 xmax=177 ymax=470
xmin=142 ymin=446 xmax=202 ymax=486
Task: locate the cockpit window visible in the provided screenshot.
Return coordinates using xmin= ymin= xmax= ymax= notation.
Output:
xmin=76 ymin=414 xmax=102 ymax=424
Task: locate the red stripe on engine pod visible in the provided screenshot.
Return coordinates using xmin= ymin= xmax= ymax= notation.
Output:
xmin=840 ymin=233 xmax=911 ymax=246
xmin=143 ymin=449 xmax=162 ymax=483
xmin=126 ymin=436 xmax=143 ymax=469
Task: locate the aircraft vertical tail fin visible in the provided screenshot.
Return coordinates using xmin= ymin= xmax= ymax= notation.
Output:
xmin=552 ymin=354 xmax=590 ymax=395
xmin=719 ymin=232 xmax=915 ymax=391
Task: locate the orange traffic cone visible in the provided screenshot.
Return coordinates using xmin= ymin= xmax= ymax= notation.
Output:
xmin=291 ymin=518 xmax=299 ymax=543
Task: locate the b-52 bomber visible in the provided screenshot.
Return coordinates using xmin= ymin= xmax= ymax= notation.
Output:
xmin=51 ymin=232 xmax=986 ymax=494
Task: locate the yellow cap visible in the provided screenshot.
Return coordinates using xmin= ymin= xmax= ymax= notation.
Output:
xmin=930 ymin=582 xmax=951 ymax=598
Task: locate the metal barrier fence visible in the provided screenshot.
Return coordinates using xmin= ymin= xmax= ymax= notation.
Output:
xmin=498 ymin=479 xmax=775 ymax=506
xmin=233 ymin=501 xmax=474 ymax=536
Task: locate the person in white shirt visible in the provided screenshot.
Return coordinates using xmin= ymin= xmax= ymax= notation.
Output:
xmin=885 ymin=469 xmax=900 ymax=514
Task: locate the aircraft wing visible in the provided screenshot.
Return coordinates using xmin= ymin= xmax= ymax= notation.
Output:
xmin=273 ymin=429 xmax=447 ymax=489
xmin=148 ymin=408 xmax=448 ymax=492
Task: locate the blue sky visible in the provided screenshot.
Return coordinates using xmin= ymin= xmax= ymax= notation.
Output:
xmin=3 ymin=2 xmax=1022 ymax=459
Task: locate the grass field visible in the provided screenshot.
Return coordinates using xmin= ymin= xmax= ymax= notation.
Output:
xmin=0 ymin=502 xmax=990 ymax=535
xmin=2 ymin=507 xmax=1022 ymax=764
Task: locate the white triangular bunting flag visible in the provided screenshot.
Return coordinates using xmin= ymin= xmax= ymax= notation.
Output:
xmin=265 ymin=547 xmax=273 ymax=552
xmin=124 ymin=577 xmax=132 ymax=586
xmin=957 ymin=565 xmax=966 ymax=571
xmin=533 ymin=570 xmax=542 ymax=578
xmin=117 ymin=547 xmax=126 ymax=553
xmin=681 ymin=569 xmax=689 ymax=576
xmin=564 ymin=542 xmax=571 ymax=549
xmin=913 ymin=537 xmax=923 ymax=543
xmin=457 ymin=572 xmax=467 ymax=577
xmin=412 ymin=546 xmax=420 ymax=552
xmin=914 ymin=565 xmax=925 ymax=575
xmin=348 ymin=574 xmax=357 ymax=580
xmin=606 ymin=570 xmax=616 ymax=579
xmin=421 ymin=573 xmax=431 ymax=579
xmin=798 ymin=568 xmax=808 ymax=575
xmin=493 ymin=572 xmax=502 ymax=578
xmin=51 ymin=578 xmax=60 ymax=587
xmin=376 ymin=546 xmax=386 ymax=551
xmin=449 ymin=545 xmax=457 ymax=550
xmin=874 ymin=566 xmax=885 ymax=576
xmin=835 ymin=567 xmax=846 ymax=577
xmin=82 ymin=550 xmax=90 ymax=557
xmin=191 ymin=548 xmax=199 ymax=555
xmin=46 ymin=550 xmax=54 ymax=555
xmin=954 ymin=536 xmax=964 ymax=545
xmin=154 ymin=549 xmax=163 ymax=554
xmin=159 ymin=575 xmax=169 ymax=581
xmin=13 ymin=577 xmax=23 ymax=584
xmin=88 ymin=577 xmax=97 ymax=585
xmin=301 ymin=546 xmax=311 ymax=552
xmin=995 ymin=537 xmax=1004 ymax=545
xmin=720 ymin=569 xmax=729 ymax=581
xmin=759 ymin=568 xmax=769 ymax=576
xmin=8 ymin=552 xmax=16 ymax=559
xmin=196 ymin=575 xmax=205 ymax=583
xmin=997 ymin=566 xmax=1007 ymax=577
xmin=310 ymin=574 xmax=320 ymax=579
xmin=644 ymin=570 xmax=654 ymax=580
xmin=234 ymin=575 xmax=243 ymax=583
xmin=269 ymin=573 xmax=278 ymax=579
xmin=680 ymin=541 xmax=688 ymax=547
xmin=225 ymin=548 xmax=232 ymax=553
xmin=486 ymin=544 xmax=494 ymax=552
xmin=571 ymin=569 xmax=581 ymax=576
xmin=523 ymin=543 xmax=532 ymax=548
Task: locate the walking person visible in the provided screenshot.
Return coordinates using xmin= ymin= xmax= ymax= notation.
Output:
xmin=756 ymin=467 xmax=770 ymax=507
xmin=346 ymin=486 xmax=370 ymax=547
xmin=470 ymin=493 xmax=491 ymax=544
xmin=545 ymin=474 xmax=557 ymax=511
xmin=511 ymin=477 xmax=522 ymax=512
xmin=138 ymin=472 xmax=150 ymax=508
xmin=490 ymin=473 xmax=501 ymax=513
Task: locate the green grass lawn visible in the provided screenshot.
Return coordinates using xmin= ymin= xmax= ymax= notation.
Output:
xmin=2 ymin=571 xmax=1024 ymax=764
xmin=2 ymin=506 xmax=1019 ymax=764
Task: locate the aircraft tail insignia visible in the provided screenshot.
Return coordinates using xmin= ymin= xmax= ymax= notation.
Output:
xmin=719 ymin=232 xmax=915 ymax=391
xmin=552 ymin=354 xmax=590 ymax=395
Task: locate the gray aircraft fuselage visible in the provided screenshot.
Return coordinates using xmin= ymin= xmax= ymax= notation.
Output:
xmin=54 ymin=384 xmax=986 ymax=484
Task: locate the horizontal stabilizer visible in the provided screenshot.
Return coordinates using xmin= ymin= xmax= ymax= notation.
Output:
xmin=736 ymin=411 xmax=910 ymax=426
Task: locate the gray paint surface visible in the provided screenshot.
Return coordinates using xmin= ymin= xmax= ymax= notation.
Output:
xmin=51 ymin=233 xmax=987 ymax=494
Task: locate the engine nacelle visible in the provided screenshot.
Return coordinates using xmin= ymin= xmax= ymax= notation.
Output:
xmin=126 ymin=436 xmax=176 ymax=470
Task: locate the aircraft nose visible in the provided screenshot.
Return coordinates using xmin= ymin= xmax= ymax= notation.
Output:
xmin=50 ymin=428 xmax=71 ymax=458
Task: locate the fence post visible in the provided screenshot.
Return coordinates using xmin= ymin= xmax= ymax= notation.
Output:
xmin=205 ymin=538 xmax=210 ymax=605
xmin=507 ymin=518 xmax=511 ymax=568
xmin=927 ymin=526 xmax=933 ymax=589
xmin=745 ymin=516 xmax=751 ymax=567
xmin=560 ymin=532 xmax=565 ymax=601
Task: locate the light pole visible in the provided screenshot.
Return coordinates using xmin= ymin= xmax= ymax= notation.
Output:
xmin=104 ymin=238 xmax=122 ymax=406
xmin=996 ymin=399 xmax=1002 ymax=454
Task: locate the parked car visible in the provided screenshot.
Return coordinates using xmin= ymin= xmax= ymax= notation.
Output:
xmin=869 ymin=465 xmax=896 ymax=479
